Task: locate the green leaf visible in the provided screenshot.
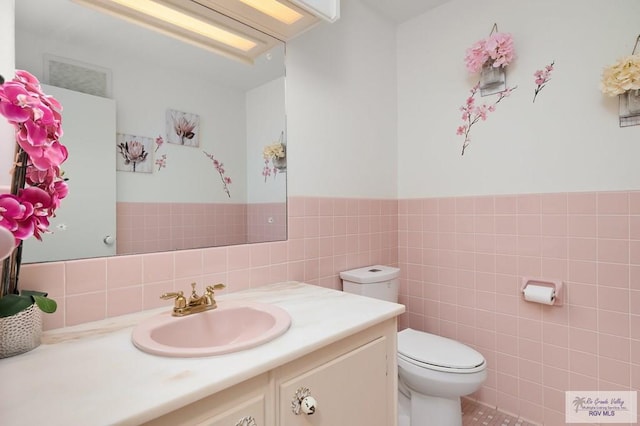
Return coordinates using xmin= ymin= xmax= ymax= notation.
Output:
xmin=0 ymin=290 xmax=57 ymax=317
xmin=33 ymin=295 xmax=57 ymax=314
xmin=0 ymin=294 xmax=34 ymax=318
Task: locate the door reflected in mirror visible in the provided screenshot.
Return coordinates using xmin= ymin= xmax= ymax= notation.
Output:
xmin=15 ymin=0 xmax=287 ymax=263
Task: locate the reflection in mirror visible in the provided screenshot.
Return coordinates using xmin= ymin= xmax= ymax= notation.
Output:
xmin=15 ymin=0 xmax=287 ymax=264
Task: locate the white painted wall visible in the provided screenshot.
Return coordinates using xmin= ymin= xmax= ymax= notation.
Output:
xmin=0 ymin=0 xmax=15 ymax=190
xmin=246 ymin=77 xmax=287 ymax=203
xmin=397 ymin=0 xmax=640 ymax=198
xmin=286 ymin=0 xmax=398 ymax=199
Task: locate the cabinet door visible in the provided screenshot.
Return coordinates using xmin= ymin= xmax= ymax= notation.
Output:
xmin=278 ymin=337 xmax=388 ymax=426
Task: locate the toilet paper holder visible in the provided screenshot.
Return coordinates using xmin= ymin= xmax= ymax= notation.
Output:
xmin=521 ymin=277 xmax=564 ymax=306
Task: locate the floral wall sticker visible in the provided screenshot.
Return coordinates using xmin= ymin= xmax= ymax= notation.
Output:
xmin=601 ymin=34 xmax=640 ymax=127
xmin=456 ymin=83 xmax=516 ymax=156
xmin=533 ymin=61 xmax=555 ymax=103
xmin=464 ymin=23 xmax=515 ymax=96
xmin=154 ymin=135 xmax=164 ymax=152
xmin=155 ymin=154 xmax=167 ymax=171
xmin=203 ymin=151 xmax=232 ymax=197
xmin=116 ymin=133 xmax=152 ymax=173
xmin=166 ymin=109 xmax=199 ymax=146
xmin=262 ymin=131 xmax=286 ymax=182
xmin=153 ymin=135 xmax=167 ymax=171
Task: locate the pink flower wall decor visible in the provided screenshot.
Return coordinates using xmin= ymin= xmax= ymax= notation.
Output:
xmin=464 ymin=31 xmax=515 ymax=74
xmin=456 ymin=83 xmax=516 ymax=156
xmin=155 ymin=154 xmax=167 ymax=171
xmin=153 ymin=135 xmax=168 ymax=172
xmin=154 ymin=135 xmax=164 ymax=152
xmin=166 ymin=109 xmax=199 ymax=147
xmin=533 ymin=61 xmax=555 ymax=102
xmin=203 ymin=151 xmax=232 ymax=198
xmin=116 ymin=133 xmax=152 ymax=173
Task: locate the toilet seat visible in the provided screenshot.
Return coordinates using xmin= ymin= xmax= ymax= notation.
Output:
xmin=397 ymin=328 xmax=485 ymax=373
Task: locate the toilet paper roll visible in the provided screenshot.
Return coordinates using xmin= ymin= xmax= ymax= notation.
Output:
xmin=523 ymin=285 xmax=555 ymax=305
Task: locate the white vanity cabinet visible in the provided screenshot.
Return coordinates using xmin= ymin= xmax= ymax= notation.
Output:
xmin=145 ymin=319 xmax=397 ymax=426
xmin=0 ymin=283 xmax=405 ymax=425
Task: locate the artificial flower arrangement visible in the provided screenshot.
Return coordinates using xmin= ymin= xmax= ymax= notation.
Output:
xmin=464 ymin=30 xmax=515 ymax=74
xmin=0 ymin=70 xmax=69 ymax=318
xmin=600 ymin=54 xmax=640 ymax=96
xmin=262 ymin=132 xmax=286 ymax=182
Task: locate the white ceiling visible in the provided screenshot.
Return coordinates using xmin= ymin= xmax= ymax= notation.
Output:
xmin=360 ymin=0 xmax=451 ymax=23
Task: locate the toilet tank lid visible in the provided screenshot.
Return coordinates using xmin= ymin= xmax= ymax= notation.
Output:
xmin=339 ymin=265 xmax=400 ymax=283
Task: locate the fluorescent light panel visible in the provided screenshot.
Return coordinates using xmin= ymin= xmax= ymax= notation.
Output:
xmin=237 ymin=0 xmax=304 ymax=24
xmin=110 ymin=0 xmax=257 ymax=51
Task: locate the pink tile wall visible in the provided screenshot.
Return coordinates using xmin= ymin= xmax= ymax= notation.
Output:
xmin=116 ymin=202 xmax=247 ymax=254
xmin=21 ymin=196 xmax=397 ymax=329
xmin=398 ymin=191 xmax=640 ymax=424
xmin=18 ymin=190 xmax=639 ymax=423
xmin=247 ymin=202 xmax=287 ymax=243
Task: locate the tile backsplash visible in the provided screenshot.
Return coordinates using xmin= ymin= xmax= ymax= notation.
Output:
xmin=21 ymin=196 xmax=398 ymax=330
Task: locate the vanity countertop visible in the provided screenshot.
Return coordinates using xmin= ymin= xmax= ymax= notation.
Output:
xmin=0 ymin=282 xmax=405 ymax=425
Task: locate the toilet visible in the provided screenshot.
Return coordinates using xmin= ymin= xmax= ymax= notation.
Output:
xmin=340 ymin=265 xmax=487 ymax=426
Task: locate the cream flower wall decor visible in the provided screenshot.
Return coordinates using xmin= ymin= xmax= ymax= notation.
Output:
xmin=601 ymin=35 xmax=640 ymax=127
xmin=262 ymin=132 xmax=286 ymax=182
xmin=601 ymin=54 xmax=640 ymax=96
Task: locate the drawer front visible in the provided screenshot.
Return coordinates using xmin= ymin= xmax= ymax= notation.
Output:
xmin=196 ymin=395 xmax=265 ymax=426
xmin=144 ymin=374 xmax=270 ymax=426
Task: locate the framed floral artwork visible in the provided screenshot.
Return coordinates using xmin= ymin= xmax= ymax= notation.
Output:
xmin=116 ymin=133 xmax=153 ymax=173
xmin=166 ymin=109 xmax=200 ymax=147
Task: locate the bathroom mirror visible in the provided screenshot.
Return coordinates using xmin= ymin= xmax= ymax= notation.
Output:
xmin=15 ymin=0 xmax=287 ymax=263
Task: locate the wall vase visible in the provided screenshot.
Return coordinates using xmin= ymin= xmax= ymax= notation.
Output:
xmin=619 ymin=89 xmax=640 ymax=127
xmin=480 ymin=63 xmax=506 ymax=96
xmin=0 ymin=303 xmax=43 ymax=358
xmin=273 ymin=156 xmax=287 ymax=172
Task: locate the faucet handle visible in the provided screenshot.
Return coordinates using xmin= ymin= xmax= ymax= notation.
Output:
xmin=160 ymin=291 xmax=187 ymax=309
xmin=205 ymin=283 xmax=226 ymax=294
xmin=202 ymin=283 xmax=226 ymax=309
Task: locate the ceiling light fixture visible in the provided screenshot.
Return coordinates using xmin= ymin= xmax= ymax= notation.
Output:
xmin=72 ymin=0 xmax=282 ymax=64
xmin=236 ymin=0 xmax=304 ymax=25
xmin=106 ymin=0 xmax=256 ymax=51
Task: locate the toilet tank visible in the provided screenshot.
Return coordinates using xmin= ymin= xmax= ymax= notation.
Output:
xmin=340 ymin=265 xmax=400 ymax=303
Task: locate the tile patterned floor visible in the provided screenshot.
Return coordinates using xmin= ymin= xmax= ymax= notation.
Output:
xmin=462 ymin=399 xmax=540 ymax=426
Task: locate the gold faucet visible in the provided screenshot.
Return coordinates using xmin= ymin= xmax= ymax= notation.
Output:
xmin=160 ymin=283 xmax=226 ymax=317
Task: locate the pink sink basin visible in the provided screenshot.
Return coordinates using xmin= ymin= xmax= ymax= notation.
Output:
xmin=131 ymin=301 xmax=292 ymax=357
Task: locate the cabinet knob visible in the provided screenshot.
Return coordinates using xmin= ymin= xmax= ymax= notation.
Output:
xmin=235 ymin=415 xmax=257 ymax=426
xmin=291 ymin=387 xmax=317 ymax=415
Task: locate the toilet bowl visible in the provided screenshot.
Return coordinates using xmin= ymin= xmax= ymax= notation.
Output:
xmin=397 ymin=328 xmax=487 ymax=426
xmin=340 ymin=266 xmax=487 ymax=426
